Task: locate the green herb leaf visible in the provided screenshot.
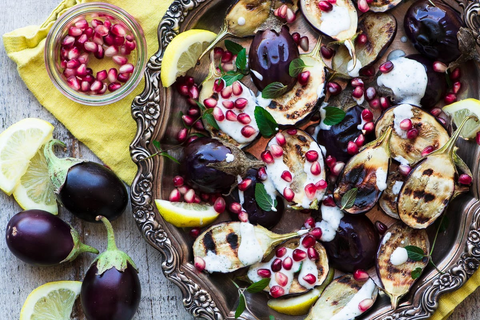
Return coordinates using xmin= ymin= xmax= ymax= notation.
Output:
xmin=404 ymin=245 xmax=425 ymax=261
xmin=255 ymin=183 xmax=278 ymax=212
xmin=159 ymin=152 xmax=180 ymax=164
xmin=236 ymin=48 xmax=247 ymax=72
xmin=445 ymin=70 xmax=453 ymax=90
xmin=289 ymin=58 xmax=308 ymax=78
xmin=254 ymin=106 xmax=278 ymax=137
xmin=262 ymin=82 xmax=289 ymax=99
xmin=195 ymin=101 xmax=206 ymax=111
xmin=269 ymin=316 xmax=276 ymax=320
xmin=437 ymin=215 xmax=450 ymax=233
xmin=152 ymin=140 xmax=161 ymax=150
xmin=411 ymin=267 xmax=423 ymax=280
xmin=189 ymin=132 xmax=207 ymax=138
xmin=223 ymin=73 xmax=244 ymax=87
xmin=323 ymin=107 xmax=346 ymax=126
xmin=225 ymin=40 xmax=243 ymax=55
xmin=247 ymin=278 xmax=271 ymax=293
xmin=203 ymin=113 xmax=220 ymax=130
xmin=235 ymin=293 xmax=246 ymax=319
xmin=340 ymin=188 xmax=357 ymax=210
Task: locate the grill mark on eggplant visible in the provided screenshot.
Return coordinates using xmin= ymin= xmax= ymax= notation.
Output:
xmin=297 ymin=135 xmax=307 ymax=143
xmin=423 ymin=169 xmax=433 ymax=176
xmin=203 ymin=231 xmax=216 ymax=254
xmin=226 ymin=232 xmax=239 ymax=250
xmin=295 ymin=144 xmax=303 ymax=156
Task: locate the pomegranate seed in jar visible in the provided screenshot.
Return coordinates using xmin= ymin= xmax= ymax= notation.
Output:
xmin=113 ymin=55 xmax=128 ymax=65
xmin=108 ymin=82 xmax=121 ymax=92
xmin=119 ymin=63 xmax=134 ymax=74
xmin=108 ymin=68 xmax=118 ymax=83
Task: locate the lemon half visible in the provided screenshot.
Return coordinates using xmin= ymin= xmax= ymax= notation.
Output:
xmin=155 ymin=199 xmax=220 ymax=227
xmin=443 ymin=98 xmax=480 ymax=139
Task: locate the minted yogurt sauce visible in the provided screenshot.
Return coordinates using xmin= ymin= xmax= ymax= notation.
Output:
xmin=203 ymin=250 xmax=233 ymax=273
xmin=320 ymin=6 xmax=351 ymax=38
xmin=377 ymin=57 xmax=427 ymax=106
xmin=375 ymin=168 xmax=387 ymax=191
xmin=237 ymin=222 xmax=264 ymax=266
xmin=330 ymin=278 xmax=376 ymax=320
xmin=390 ymin=247 xmax=409 ymax=266
xmin=382 ymin=232 xmax=392 ymax=245
xmin=393 ymin=104 xmax=414 ymax=139
xmin=316 ymin=203 xmax=344 ymax=242
xmin=392 ymin=181 xmax=403 ymax=195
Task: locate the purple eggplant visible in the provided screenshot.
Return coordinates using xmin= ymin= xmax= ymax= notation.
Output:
xmin=5 ymin=209 xmax=98 ymax=266
xmin=81 ymin=216 xmax=141 ymax=320
xmin=44 ymin=139 xmax=128 ymax=222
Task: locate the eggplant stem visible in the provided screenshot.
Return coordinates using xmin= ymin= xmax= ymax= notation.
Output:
xmin=96 ymin=215 xmax=119 ymax=252
xmin=197 ymin=22 xmax=230 ymax=63
xmin=306 ymin=36 xmax=323 ymax=58
xmin=434 ymin=115 xmax=478 ymax=157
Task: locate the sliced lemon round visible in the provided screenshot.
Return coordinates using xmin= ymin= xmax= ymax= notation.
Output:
xmin=0 ymin=118 xmax=54 ymax=195
xmin=443 ymin=98 xmax=480 ymax=139
xmin=20 ymin=281 xmax=82 ymax=320
xmin=155 ymin=199 xmax=220 ymax=227
xmin=160 ymin=29 xmax=217 ymax=87
xmin=13 ymin=146 xmax=58 ymax=214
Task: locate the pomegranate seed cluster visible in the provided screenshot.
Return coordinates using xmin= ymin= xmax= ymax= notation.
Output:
xmin=59 ymin=17 xmax=137 ymax=94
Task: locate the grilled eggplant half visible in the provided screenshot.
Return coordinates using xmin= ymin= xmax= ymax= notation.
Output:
xmin=334 ymin=127 xmax=392 ymax=214
xmin=305 ymin=274 xmax=378 ymax=320
xmin=376 ymin=104 xmax=449 ymax=165
xmin=193 ymin=221 xmax=300 ymax=273
xmin=376 ymin=223 xmax=429 ymax=309
xmin=379 ymin=164 xmax=405 ymax=220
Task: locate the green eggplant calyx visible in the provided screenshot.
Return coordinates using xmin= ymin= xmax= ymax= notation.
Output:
xmin=43 ymin=139 xmax=85 ymax=195
xmin=362 ymin=126 xmax=392 ymax=153
xmin=433 ymin=115 xmax=478 ymax=157
xmin=62 ymin=228 xmax=99 ymax=264
xmin=305 ymin=36 xmax=323 ymax=60
xmin=93 ymin=215 xmax=138 ymax=275
xmin=198 ymin=22 xmax=230 ymax=63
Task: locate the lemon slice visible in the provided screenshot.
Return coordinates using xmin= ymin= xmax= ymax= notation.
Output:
xmin=160 ymin=29 xmax=217 ymax=87
xmin=155 ymin=199 xmax=220 ymax=227
xmin=443 ymin=98 xmax=480 ymax=139
xmin=0 ymin=118 xmax=54 ymax=195
xmin=13 ymin=146 xmax=58 ymax=214
xmin=267 ymin=267 xmax=335 ymax=316
xmin=20 ymin=281 xmax=82 ymax=320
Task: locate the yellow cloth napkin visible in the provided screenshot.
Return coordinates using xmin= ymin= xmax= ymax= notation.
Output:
xmin=3 ymin=0 xmax=480 ymax=318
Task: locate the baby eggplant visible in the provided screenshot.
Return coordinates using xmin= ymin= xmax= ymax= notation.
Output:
xmin=247 ymin=235 xmax=330 ymax=297
xmin=193 ymin=221 xmax=301 ymax=273
xmin=44 ymin=139 xmax=128 ymax=223
xmin=305 ymin=274 xmax=378 ymax=320
xmin=5 ymin=209 xmax=98 ymax=266
xmin=263 ymin=129 xmax=327 ymax=209
xmin=375 ymin=104 xmax=449 ymax=165
xmin=258 ymin=39 xmax=326 ymax=125
xmin=379 ymin=166 xmax=405 ymax=220
xmin=397 ymin=116 xmax=474 ymax=229
xmin=81 ymin=216 xmax=141 ymax=320
xmin=376 ymin=223 xmax=429 ymax=309
xmin=334 ymin=127 xmax=392 ymax=214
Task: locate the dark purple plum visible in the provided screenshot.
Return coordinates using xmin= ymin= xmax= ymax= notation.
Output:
xmin=322 ymin=214 xmax=379 ymax=273
xmin=181 ymin=137 xmax=236 ymax=194
xmin=44 ymin=139 xmax=128 ymax=223
xmin=404 ymin=0 xmax=463 ymax=63
xmin=81 ymin=216 xmax=140 ymax=320
xmin=5 ymin=209 xmax=98 ymax=266
xmin=249 ymin=26 xmax=299 ymax=91
xmin=226 ymin=168 xmax=284 ymax=229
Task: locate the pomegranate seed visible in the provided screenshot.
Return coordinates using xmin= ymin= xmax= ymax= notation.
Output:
xmin=95 ymin=70 xmax=107 ymax=81
xmin=212 ymin=107 xmax=225 ymax=122
xmin=355 ymin=134 xmax=365 ymax=147
xmin=235 ymin=98 xmax=248 ymax=109
xmin=203 ymin=97 xmax=217 ymax=108
xmin=107 ymin=68 xmax=118 ymax=83
xmin=229 ymin=202 xmax=242 ymax=214
xmin=305 ymin=183 xmax=317 ymax=199
xmin=347 ymin=141 xmax=359 ymax=155
xmin=326 ymin=155 xmax=336 ymax=169
xmin=352 ymin=86 xmax=364 ymax=99
xmin=286 ymin=128 xmax=297 ymax=135
xmin=311 ymin=161 xmax=321 ymax=175
xmin=302 ymin=235 xmax=316 ymax=248
xmin=363 ymin=122 xmax=375 ymax=133
xmin=282 ymin=257 xmax=293 ymax=270
xmin=379 ymin=61 xmax=394 ymax=73
xmin=315 ymin=180 xmax=327 ymax=190
xmin=182 ymin=115 xmax=195 ymax=127
xmin=407 ymin=128 xmax=419 ymax=140
xmin=298 ymin=71 xmax=310 ymax=86
xmin=78 ymin=51 xmax=90 ymax=64
xmin=94 ymin=25 xmax=109 ymax=37
xmin=187 ymin=135 xmax=198 ymax=144
xmin=184 ymin=189 xmax=197 ymax=203
xmin=452 ymin=81 xmax=462 ymax=94
xmin=74 ymin=19 xmax=88 ymax=29
xmin=125 ymin=40 xmax=136 ymax=52
xmin=444 ymin=93 xmax=457 ymax=104
xmin=356 ymin=34 xmax=368 ymax=45
xmin=305 ymin=217 xmax=315 ymax=228
xmin=189 ymin=228 xmax=201 ymax=238
xmin=293 ymin=249 xmax=307 ymax=261
xmin=80 ymin=81 xmax=91 ymax=92
xmin=75 ymin=64 xmax=87 ymax=77
xmin=450 ymin=67 xmax=461 ymax=80
xmin=62 ymin=35 xmax=75 ymax=47
xmin=177 ymin=128 xmax=188 ymax=142
xmin=271 ymin=258 xmax=282 ymax=272
xmin=318 ymin=1 xmax=333 ymax=12
xmin=353 ymin=269 xmax=369 ymax=282
xmin=119 ymin=63 xmax=134 ymax=74
xmin=270 ymin=144 xmax=284 ymax=158
xmin=92 ymin=32 xmax=104 ymax=45
xmin=327 ymin=82 xmax=342 ymax=95
xmin=77 ymin=34 xmax=88 ymax=47
xmin=305 ymin=150 xmax=319 ymax=162
xmin=225 ymin=110 xmax=237 ymax=121
xmin=220 ymin=100 xmax=233 ymax=110
xmin=430 ymin=108 xmax=442 ymax=117
xmin=66 ymin=59 xmax=80 ymax=69
xmin=459 ymin=174 xmax=472 ymax=185
xmin=237 ymin=113 xmax=251 ymax=124
xmin=258 ymin=167 xmax=268 ymax=181
xmin=400 ymin=119 xmax=413 ymax=131
xmin=221 ymin=86 xmax=232 ymax=99
xmin=299 ymin=36 xmax=309 ymax=51
xmin=93 ymin=45 xmax=104 ymax=59
xmin=308 ymin=247 xmax=319 ymax=260
xmin=433 ymin=61 xmax=447 ymax=73
xmin=118 ymin=73 xmax=131 ymax=84
xmin=281 ymin=170 xmax=293 ymax=182
xmin=361 ymin=66 xmax=376 ymax=77
xmin=173 ymin=175 xmax=184 ymax=187
xmin=323 ymin=196 xmax=336 ymax=207
xmin=332 ymin=161 xmax=345 ymax=176
xmin=365 ymin=87 xmax=376 ymax=101
xmin=276 ymin=272 xmax=288 ymax=287
xmin=188 ymin=85 xmax=199 ymax=99
xmin=369 ymin=97 xmax=380 ymax=109
xmin=213 ymin=79 xmax=225 ymax=93
xmin=358 ymin=298 xmax=374 ymax=312
xmin=169 ymin=189 xmax=181 ymax=202
xmin=361 ymin=109 xmax=373 ymax=122
xmin=257 ymin=268 xmax=272 ymax=278
xmin=261 ymin=151 xmax=275 ymax=164
xmin=84 ymin=27 xmax=94 ymax=37
xmin=321 ymin=45 xmax=334 ymax=59
xmin=193 ymin=120 xmax=205 ymax=131
xmin=193 ymin=195 xmax=202 ymax=204
xmin=82 ymin=41 xmax=96 ymax=53
xmin=276 ymin=247 xmax=287 ymax=258
xmin=91 ymin=19 xmax=103 ymax=28
xmin=380 ymin=97 xmax=391 ymax=109
xmin=98 ymin=83 xmax=108 ymax=95
xmin=422 ymin=146 xmax=434 ymax=156
xmin=399 ymin=164 xmax=411 ymax=176
xmin=241 ymin=126 xmax=256 ymax=138
xmin=303 ymin=273 xmax=317 ymax=285
xmin=275 ymin=4 xmax=287 ymax=19
xmin=275 ymin=133 xmax=286 ymax=146
xmin=194 ymin=257 xmax=205 ymax=271
xmin=351 ymin=78 xmax=364 ymax=88
xmin=110 ymin=24 xmax=127 ymax=37
xmin=270 ymin=286 xmax=285 ymax=298
xmin=238 ymin=179 xmax=252 ymax=191
xmin=68 ymin=26 xmax=83 ymax=37
xmin=103 ymin=34 xmax=114 ymax=46
xmin=291 ymin=32 xmax=301 ymax=45
xmin=108 ymin=82 xmax=121 ymax=92
xmin=213 ymin=197 xmax=226 ymax=213
xmin=357 ymin=0 xmax=370 ymax=12
xmin=221 ymin=51 xmax=233 ymax=63
xmin=310 ymin=227 xmax=322 ymax=239
xmin=67 ymin=47 xmax=80 ymax=60
xmin=477 ymin=132 xmax=480 ymax=145
xmin=213 ymin=47 xmax=224 ymax=59
xmin=90 ymin=80 xmax=103 ymax=92
xmin=112 ymin=55 xmax=128 ymax=65
xmin=283 ymin=187 xmax=295 ymax=202
xmin=287 ymin=8 xmax=297 ymax=24
xmin=375 ymin=221 xmax=388 ymax=235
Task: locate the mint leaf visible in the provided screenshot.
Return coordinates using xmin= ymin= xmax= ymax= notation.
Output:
xmin=262 ymin=82 xmax=289 ymax=99
xmin=223 ymin=73 xmax=244 ymax=87
xmin=203 ymin=113 xmax=220 ymax=130
xmin=152 ymin=139 xmax=161 ymax=150
xmin=236 ymin=48 xmax=247 ymax=72
xmin=411 ymin=267 xmax=423 ymax=279
xmin=235 ymin=293 xmax=246 ymax=319
xmin=225 ymin=40 xmax=243 ymax=55
xmin=340 ymin=188 xmax=357 ymax=210
xmin=254 ymin=106 xmax=278 ymax=137
xmin=405 ymin=245 xmax=425 ymax=261
xmin=269 ymin=316 xmax=276 ymax=320
xmin=255 ymin=183 xmax=277 ymax=212
xmin=289 ymin=58 xmax=308 ymax=78
xmin=437 ymin=215 xmax=450 ymax=233
xmin=247 ymin=278 xmax=271 ymax=293
xmin=159 ymin=152 xmax=180 ymax=164
xmin=323 ymin=107 xmax=346 ymax=126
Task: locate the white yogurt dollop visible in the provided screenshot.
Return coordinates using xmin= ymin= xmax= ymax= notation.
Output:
xmin=320 ymin=6 xmax=351 ymax=37
xmin=316 ymin=203 xmax=344 ymax=242
xmin=390 ymin=247 xmax=409 ymax=266
xmin=376 ymin=168 xmax=387 ymax=191
xmin=331 ymin=278 xmax=376 ymax=320
xmin=237 ymin=222 xmax=263 ymax=266
xmin=393 ymin=104 xmax=414 ymax=139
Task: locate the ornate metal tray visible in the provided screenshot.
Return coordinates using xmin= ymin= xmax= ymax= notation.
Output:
xmin=130 ymin=0 xmax=480 ymax=319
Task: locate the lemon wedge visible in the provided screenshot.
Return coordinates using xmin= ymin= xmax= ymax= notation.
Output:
xmin=160 ymin=29 xmax=217 ymax=87
xmin=0 ymin=118 xmax=54 ymax=195
xmin=155 ymin=199 xmax=220 ymax=227
xmin=13 ymin=146 xmax=58 ymax=214
xmin=267 ymin=267 xmax=335 ymax=316
xmin=20 ymin=281 xmax=82 ymax=320
xmin=443 ymin=98 xmax=480 ymax=139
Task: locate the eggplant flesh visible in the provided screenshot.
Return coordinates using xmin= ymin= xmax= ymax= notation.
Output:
xmin=225 ymin=0 xmax=272 ymax=37
xmin=376 ymin=223 xmax=429 ymax=309
xmin=368 ymin=0 xmax=403 ymax=12
xmin=379 ymin=167 xmax=405 ymax=220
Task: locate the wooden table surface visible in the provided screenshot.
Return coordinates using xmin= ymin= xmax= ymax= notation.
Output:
xmin=0 ymin=1 xmax=479 ymax=319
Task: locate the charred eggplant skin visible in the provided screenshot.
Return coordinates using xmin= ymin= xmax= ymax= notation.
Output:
xmin=249 ymin=26 xmax=299 ymax=91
